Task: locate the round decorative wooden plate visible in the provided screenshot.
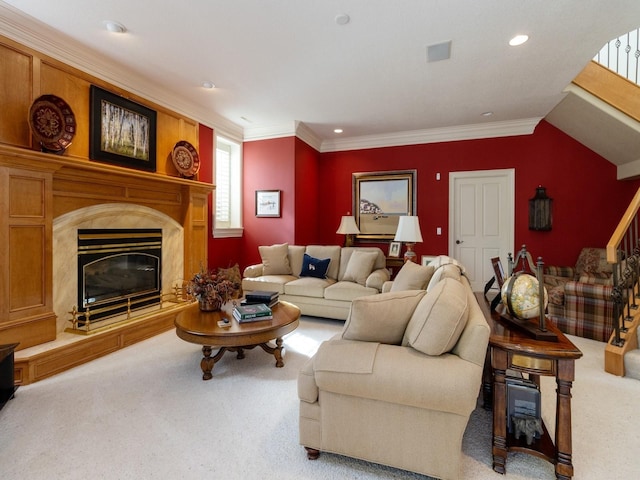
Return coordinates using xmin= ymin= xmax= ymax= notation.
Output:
xmin=28 ymin=94 xmax=76 ymax=153
xmin=172 ymin=140 xmax=200 ymax=178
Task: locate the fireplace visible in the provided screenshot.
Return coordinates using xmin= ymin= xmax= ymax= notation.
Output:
xmin=77 ymin=228 xmax=162 ymax=324
xmin=2 ymin=142 xmax=211 ymax=383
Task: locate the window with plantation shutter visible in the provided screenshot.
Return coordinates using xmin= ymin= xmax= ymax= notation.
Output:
xmin=214 ymin=136 xmax=243 ymax=237
xmin=216 ymin=144 xmax=231 ymax=223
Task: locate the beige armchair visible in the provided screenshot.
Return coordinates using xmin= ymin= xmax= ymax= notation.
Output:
xmin=298 ymin=266 xmax=490 ymax=479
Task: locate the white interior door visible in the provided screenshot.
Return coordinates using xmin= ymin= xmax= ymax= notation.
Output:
xmin=449 ymin=169 xmax=514 ymax=292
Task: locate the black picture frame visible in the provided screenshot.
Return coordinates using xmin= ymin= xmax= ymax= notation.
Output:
xmin=353 ymin=170 xmax=417 ymax=240
xmin=89 ymin=85 xmax=157 ymax=172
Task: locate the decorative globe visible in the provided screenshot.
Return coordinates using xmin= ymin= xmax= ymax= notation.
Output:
xmin=501 ymin=273 xmax=548 ymax=319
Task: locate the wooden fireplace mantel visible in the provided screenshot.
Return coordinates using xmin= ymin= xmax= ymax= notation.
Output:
xmin=1 ymin=144 xmax=214 ymax=384
xmin=0 ymin=35 xmax=217 ymax=384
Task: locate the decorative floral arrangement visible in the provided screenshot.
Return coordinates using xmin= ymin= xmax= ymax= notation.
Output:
xmin=186 ymin=267 xmax=236 ymax=307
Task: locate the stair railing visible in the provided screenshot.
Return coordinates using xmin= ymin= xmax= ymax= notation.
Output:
xmin=607 ymin=187 xmax=640 ymax=347
xmin=594 ymin=28 xmax=640 ymax=85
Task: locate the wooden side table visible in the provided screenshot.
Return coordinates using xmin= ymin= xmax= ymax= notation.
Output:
xmin=476 ymin=293 xmax=583 ymax=480
xmin=385 ymin=257 xmax=405 ymax=278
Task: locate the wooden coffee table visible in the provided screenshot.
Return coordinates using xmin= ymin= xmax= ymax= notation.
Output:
xmin=174 ymin=300 xmax=301 ymax=380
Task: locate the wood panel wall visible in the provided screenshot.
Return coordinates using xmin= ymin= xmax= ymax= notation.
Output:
xmin=0 ymin=36 xmax=198 ymax=174
xmin=0 ymin=35 xmax=213 ymax=354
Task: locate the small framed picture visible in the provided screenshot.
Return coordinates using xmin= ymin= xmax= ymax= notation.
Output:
xmin=388 ymin=241 xmax=401 ymax=258
xmin=421 ymin=255 xmax=436 ymax=266
xmin=491 ymin=257 xmax=506 ymax=288
xmin=255 ymin=190 xmax=281 ymax=217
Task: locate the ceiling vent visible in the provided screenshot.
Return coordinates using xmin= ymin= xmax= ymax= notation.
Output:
xmin=427 ymin=41 xmax=452 ymax=62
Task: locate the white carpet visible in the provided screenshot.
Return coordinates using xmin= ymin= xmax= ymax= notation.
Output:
xmin=1 ymin=316 xmax=639 ymax=480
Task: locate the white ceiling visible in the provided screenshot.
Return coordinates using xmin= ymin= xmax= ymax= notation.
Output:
xmin=1 ymin=0 xmax=640 ymax=152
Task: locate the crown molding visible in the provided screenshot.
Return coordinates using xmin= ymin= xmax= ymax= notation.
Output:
xmin=294 ymin=121 xmax=323 ymax=151
xmin=0 ymin=3 xmax=243 ymax=140
xmin=319 ymin=118 xmax=543 ymax=153
xmin=244 ymin=118 xmax=542 ymax=153
xmin=242 ymin=121 xmax=325 ymax=151
xmin=243 ymin=123 xmax=297 ymax=142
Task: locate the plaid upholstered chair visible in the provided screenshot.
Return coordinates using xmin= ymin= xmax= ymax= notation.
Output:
xmin=544 ymin=247 xmax=615 ymax=342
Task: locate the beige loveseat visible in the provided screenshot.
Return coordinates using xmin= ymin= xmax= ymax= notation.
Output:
xmin=242 ymin=244 xmax=390 ymax=320
xmin=298 ymin=258 xmax=490 ymax=479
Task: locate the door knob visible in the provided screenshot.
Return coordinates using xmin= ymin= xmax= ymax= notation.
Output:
xmin=456 ymin=240 xmax=463 ymax=244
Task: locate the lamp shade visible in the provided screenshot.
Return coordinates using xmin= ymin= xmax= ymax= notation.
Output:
xmin=394 ymin=216 xmax=423 ymax=243
xmin=336 ymin=216 xmax=360 ymax=235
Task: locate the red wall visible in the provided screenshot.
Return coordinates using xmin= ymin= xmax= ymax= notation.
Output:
xmin=204 ymin=120 xmax=640 ymax=273
xmin=318 ymin=121 xmax=640 ymax=266
xmin=294 ymin=137 xmax=321 ymax=245
xmin=242 ymin=137 xmax=297 ymax=266
xmin=202 ymin=125 xmax=244 ymax=271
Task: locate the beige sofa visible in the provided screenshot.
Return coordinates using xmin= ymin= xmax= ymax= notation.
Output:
xmin=297 ymin=258 xmax=490 ymax=479
xmin=242 ymin=244 xmax=390 ymax=320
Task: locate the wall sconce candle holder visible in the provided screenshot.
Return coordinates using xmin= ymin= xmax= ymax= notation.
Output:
xmin=529 ymin=186 xmax=552 ymax=231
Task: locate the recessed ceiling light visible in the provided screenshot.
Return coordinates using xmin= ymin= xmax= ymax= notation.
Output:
xmin=509 ymin=34 xmax=529 ymax=46
xmin=481 ymin=111 xmax=493 ymax=117
xmin=103 ymin=20 xmax=126 ymax=34
xmin=202 ymin=81 xmax=215 ymax=89
xmin=334 ymin=128 xmax=344 ymax=134
xmin=335 ymin=14 xmax=350 ymax=25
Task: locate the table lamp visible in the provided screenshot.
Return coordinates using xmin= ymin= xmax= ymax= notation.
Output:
xmin=394 ymin=215 xmax=423 ymax=263
xmin=336 ymin=214 xmax=360 ymax=247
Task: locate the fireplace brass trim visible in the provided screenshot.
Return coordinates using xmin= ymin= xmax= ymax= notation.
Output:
xmin=66 ymin=286 xmax=188 ymax=335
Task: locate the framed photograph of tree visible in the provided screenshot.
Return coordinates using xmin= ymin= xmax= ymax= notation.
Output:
xmin=89 ymin=85 xmax=157 ymax=172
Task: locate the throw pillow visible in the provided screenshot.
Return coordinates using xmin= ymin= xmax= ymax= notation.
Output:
xmin=403 ymin=277 xmax=469 ymax=356
xmin=342 ymin=290 xmax=426 ymax=344
xmin=390 ymin=261 xmax=435 ymax=292
xmin=300 ymin=253 xmax=331 ymax=279
xmin=342 ymin=250 xmax=378 ymax=285
xmin=259 ymin=243 xmax=292 ymax=275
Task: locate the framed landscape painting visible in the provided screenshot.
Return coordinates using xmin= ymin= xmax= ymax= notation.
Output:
xmin=89 ymin=85 xmax=157 ymax=172
xmin=353 ymin=170 xmax=417 ymax=240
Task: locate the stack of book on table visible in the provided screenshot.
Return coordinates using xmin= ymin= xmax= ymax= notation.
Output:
xmin=242 ymin=290 xmax=279 ymax=308
xmin=233 ymin=303 xmax=273 ymax=323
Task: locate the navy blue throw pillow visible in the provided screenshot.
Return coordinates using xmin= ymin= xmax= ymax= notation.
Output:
xmin=300 ymin=253 xmax=330 ymax=279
